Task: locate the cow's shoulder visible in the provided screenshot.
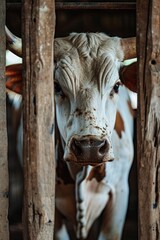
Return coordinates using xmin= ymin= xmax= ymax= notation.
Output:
xmin=110 ymin=86 xmax=135 ymax=181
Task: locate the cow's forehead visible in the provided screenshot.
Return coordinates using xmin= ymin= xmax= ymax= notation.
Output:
xmin=54 ymin=33 xmax=124 ymax=61
xmin=54 ymin=33 xmax=122 ymax=92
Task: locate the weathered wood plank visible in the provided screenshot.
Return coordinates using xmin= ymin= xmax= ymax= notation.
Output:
xmin=0 ymin=1 xmax=9 ymax=240
xmin=137 ymin=0 xmax=160 ymax=239
xmin=7 ymin=2 xmax=136 ymax=10
xmin=22 ymin=1 xmax=56 ymax=239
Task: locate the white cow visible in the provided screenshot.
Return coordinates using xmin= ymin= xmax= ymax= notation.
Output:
xmin=6 ymin=29 xmax=137 ymax=240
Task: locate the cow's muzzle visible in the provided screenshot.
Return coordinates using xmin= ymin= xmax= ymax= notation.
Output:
xmin=65 ymin=136 xmax=114 ymax=166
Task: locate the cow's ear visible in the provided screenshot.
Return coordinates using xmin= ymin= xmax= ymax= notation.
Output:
xmin=6 ymin=64 xmax=23 ymax=94
xmin=120 ymin=61 xmax=137 ymax=93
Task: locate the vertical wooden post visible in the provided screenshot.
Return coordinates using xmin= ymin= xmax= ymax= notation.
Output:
xmin=137 ymin=0 xmax=160 ymax=239
xmin=22 ymin=0 xmax=55 ymax=239
xmin=0 ymin=1 xmax=9 ymax=240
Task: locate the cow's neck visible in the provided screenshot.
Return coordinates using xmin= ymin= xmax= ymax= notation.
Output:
xmin=56 ymin=130 xmax=109 ymax=239
xmin=75 ymin=164 xmax=109 ymax=239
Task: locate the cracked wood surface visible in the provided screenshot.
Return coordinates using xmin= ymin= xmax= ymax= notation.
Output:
xmin=22 ymin=1 xmax=56 ymax=239
xmin=137 ymin=0 xmax=160 ymax=239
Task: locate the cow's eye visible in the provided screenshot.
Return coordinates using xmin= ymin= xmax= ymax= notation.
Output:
xmin=113 ymin=81 xmax=121 ymax=94
xmin=54 ymin=82 xmax=64 ymax=97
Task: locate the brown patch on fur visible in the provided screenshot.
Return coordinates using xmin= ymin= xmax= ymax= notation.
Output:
xmin=87 ymin=164 xmax=106 ymax=182
xmin=127 ymin=100 xmax=136 ymax=118
xmin=6 ymin=64 xmax=23 ymax=94
xmin=75 ymin=108 xmax=83 ymax=116
xmin=114 ymin=111 xmax=125 ymax=138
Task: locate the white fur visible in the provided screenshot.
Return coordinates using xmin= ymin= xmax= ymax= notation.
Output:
xmin=54 ymin=33 xmax=134 ymax=239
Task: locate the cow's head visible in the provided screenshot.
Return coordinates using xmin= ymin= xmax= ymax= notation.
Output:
xmin=6 ymin=28 xmax=137 ymax=167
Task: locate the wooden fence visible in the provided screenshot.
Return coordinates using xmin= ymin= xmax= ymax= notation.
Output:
xmin=137 ymin=0 xmax=160 ymax=239
xmin=0 ymin=0 xmax=159 ymax=239
xmin=22 ymin=0 xmax=56 ymax=239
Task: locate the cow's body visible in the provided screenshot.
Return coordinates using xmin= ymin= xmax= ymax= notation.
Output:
xmin=53 ymin=33 xmax=135 ymax=240
xmin=55 ymin=86 xmax=134 ymax=240
xmin=6 ymin=31 xmax=136 ymax=240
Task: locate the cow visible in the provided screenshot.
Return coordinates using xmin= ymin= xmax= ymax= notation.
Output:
xmin=5 ymin=45 xmax=23 ymax=223
xmin=5 ymin=27 xmax=137 ymax=240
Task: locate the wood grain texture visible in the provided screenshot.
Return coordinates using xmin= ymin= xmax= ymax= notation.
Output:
xmin=22 ymin=1 xmax=56 ymax=239
xmin=0 ymin=1 xmax=9 ymax=240
xmin=137 ymin=0 xmax=160 ymax=239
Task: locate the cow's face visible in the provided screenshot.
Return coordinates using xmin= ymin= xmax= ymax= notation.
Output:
xmin=5 ymin=30 xmax=136 ymax=166
xmin=54 ymin=34 xmax=124 ymax=166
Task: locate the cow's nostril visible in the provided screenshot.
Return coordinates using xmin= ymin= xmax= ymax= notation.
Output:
xmin=99 ymin=140 xmax=108 ymax=155
xmin=71 ymin=140 xmax=83 ymax=156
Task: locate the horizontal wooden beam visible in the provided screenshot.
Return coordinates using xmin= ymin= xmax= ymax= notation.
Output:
xmin=7 ymin=2 xmax=136 ymax=10
xmin=56 ymin=2 xmax=136 ymax=10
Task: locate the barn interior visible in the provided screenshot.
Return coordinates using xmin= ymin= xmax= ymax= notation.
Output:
xmin=6 ymin=0 xmax=137 ymax=239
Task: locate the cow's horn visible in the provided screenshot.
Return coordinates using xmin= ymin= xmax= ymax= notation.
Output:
xmin=120 ymin=37 xmax=136 ymax=60
xmin=5 ymin=26 xmax=22 ymax=58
